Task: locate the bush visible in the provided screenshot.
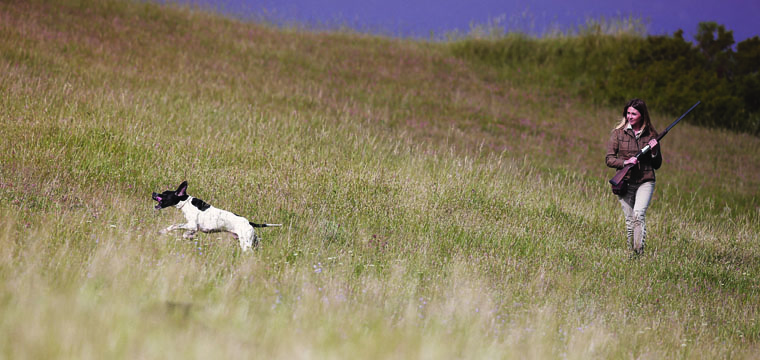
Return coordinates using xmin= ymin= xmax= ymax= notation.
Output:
xmin=451 ymin=22 xmax=760 ymax=134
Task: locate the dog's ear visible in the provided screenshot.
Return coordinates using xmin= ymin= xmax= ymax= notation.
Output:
xmin=176 ymin=181 xmax=188 ymax=197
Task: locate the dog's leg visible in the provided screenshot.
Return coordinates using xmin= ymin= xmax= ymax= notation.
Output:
xmin=159 ymin=223 xmax=197 ymax=235
xmin=159 ymin=224 xmax=180 ymax=234
xmin=237 ymin=229 xmax=255 ymax=252
xmin=183 ymin=230 xmax=197 ymax=239
xmin=252 ymin=233 xmax=259 ymax=248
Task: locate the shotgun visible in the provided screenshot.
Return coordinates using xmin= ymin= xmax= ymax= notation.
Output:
xmin=609 ymin=101 xmax=701 ymax=187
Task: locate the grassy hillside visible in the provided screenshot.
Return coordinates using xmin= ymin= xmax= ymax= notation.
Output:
xmin=450 ymin=25 xmax=760 ymax=134
xmin=1 ymin=0 xmax=759 ymax=358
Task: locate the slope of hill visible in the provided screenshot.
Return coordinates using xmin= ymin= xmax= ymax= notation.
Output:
xmin=1 ymin=0 xmax=759 ymax=358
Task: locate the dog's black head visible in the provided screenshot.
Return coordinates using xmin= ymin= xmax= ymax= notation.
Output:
xmin=152 ymin=181 xmax=189 ymax=210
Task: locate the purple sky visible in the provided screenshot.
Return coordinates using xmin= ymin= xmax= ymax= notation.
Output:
xmin=183 ymin=0 xmax=758 ymax=43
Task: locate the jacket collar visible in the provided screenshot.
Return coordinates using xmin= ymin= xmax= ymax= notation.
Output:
xmin=625 ymin=123 xmax=645 ymax=139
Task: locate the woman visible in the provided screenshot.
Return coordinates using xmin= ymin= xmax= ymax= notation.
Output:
xmin=605 ymin=99 xmax=661 ymax=256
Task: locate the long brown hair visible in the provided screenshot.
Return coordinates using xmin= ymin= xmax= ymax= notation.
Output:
xmin=614 ymin=98 xmax=657 ymax=135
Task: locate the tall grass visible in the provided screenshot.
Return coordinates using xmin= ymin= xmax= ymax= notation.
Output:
xmin=450 ymin=18 xmax=648 ymax=104
xmin=1 ymin=0 xmax=759 ymax=358
xmin=451 ymin=17 xmax=760 ymax=133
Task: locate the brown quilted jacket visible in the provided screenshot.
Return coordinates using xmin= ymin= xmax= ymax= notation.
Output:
xmin=605 ymin=125 xmax=662 ymax=184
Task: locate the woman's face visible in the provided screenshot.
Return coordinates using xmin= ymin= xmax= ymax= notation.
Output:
xmin=626 ymin=107 xmax=642 ymax=128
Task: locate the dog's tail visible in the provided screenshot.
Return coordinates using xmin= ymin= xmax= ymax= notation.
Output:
xmin=250 ymin=222 xmax=282 ymax=228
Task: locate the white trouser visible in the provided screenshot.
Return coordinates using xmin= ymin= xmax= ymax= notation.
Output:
xmin=618 ymin=181 xmax=655 ymax=254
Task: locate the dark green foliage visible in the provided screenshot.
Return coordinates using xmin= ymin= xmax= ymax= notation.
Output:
xmin=735 ymin=37 xmax=760 ymax=77
xmin=695 ymin=22 xmax=735 ymax=76
xmin=451 ymin=22 xmax=760 ymax=134
xmin=734 ymin=37 xmax=760 ymax=129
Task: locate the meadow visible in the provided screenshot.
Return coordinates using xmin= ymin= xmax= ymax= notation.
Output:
xmin=1 ymin=0 xmax=759 ymax=358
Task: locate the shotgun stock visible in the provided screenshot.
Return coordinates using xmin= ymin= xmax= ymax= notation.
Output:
xmin=609 ymin=101 xmax=700 ymax=187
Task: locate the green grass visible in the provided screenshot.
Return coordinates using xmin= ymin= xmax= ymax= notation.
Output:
xmin=1 ymin=0 xmax=759 ymax=358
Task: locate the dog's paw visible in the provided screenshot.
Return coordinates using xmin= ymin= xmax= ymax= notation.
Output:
xmin=182 ymin=231 xmax=196 ymax=239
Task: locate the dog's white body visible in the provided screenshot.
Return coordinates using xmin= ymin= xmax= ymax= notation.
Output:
xmin=153 ymin=181 xmax=280 ymax=251
xmin=159 ymin=196 xmax=259 ymax=251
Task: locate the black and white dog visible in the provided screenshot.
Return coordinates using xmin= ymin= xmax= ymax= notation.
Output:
xmin=152 ymin=181 xmax=281 ymax=251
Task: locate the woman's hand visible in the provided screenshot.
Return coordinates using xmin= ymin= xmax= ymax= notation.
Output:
xmin=648 ymin=138 xmax=658 ymax=149
xmin=624 ymin=157 xmax=638 ymax=165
